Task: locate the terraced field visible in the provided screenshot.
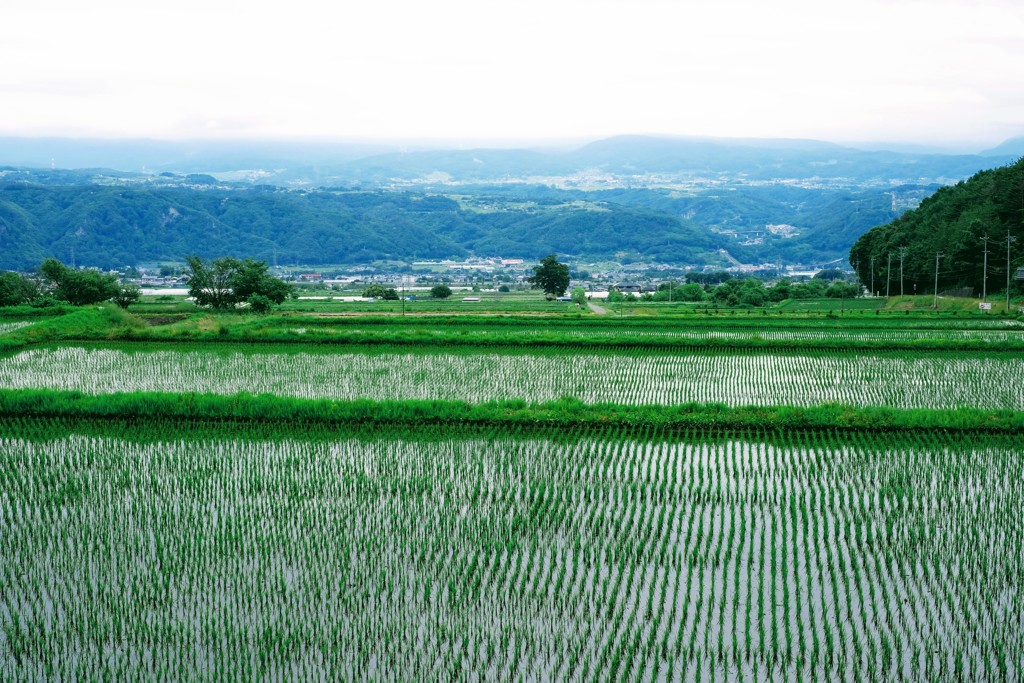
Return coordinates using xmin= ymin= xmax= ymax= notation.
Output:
xmin=0 ymin=322 xmax=32 ymax=336
xmin=1 ymin=423 xmax=1020 ymax=681
xmin=3 ymin=307 xmax=1023 ymax=681
xmin=1 ymin=344 xmax=1022 ymax=410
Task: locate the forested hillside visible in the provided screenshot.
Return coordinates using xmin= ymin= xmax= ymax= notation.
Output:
xmin=0 ymin=183 xmax=723 ymax=269
xmin=0 ymin=165 xmax=944 ymax=270
xmin=850 ymin=157 xmax=1024 ymax=296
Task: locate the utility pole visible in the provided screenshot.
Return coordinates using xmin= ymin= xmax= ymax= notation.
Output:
xmin=1008 ymin=232 xmax=1018 ymax=313
xmin=899 ymin=247 xmax=906 ymax=297
xmin=981 ymin=234 xmax=992 ymax=302
xmin=849 ymin=260 xmax=857 ymax=307
xmin=870 ymin=256 xmax=875 ymax=296
xmin=933 ymin=252 xmax=943 ymax=309
xmin=886 ymin=253 xmax=892 ymax=298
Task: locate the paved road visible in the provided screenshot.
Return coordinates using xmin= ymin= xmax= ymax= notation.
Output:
xmin=588 ymin=302 xmax=609 ymax=315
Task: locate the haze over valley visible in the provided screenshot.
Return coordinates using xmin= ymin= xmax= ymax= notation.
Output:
xmin=2 ymin=133 xmax=1019 ymax=272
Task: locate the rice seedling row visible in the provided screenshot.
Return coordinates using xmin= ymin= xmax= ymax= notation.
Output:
xmin=1 ymin=423 xmax=1021 ymax=681
xmin=0 ymin=322 xmax=32 ymax=337
xmin=1 ymin=345 xmax=1022 ymax=410
xmin=262 ymin=323 xmax=1024 ymax=346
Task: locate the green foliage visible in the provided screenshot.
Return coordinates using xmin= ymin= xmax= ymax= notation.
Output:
xmin=675 ymin=282 xmax=706 ymax=302
xmin=0 ymin=173 xmax=948 ymax=270
xmin=687 ymin=271 xmax=732 ymax=285
xmin=0 ymin=302 xmax=75 ymax=318
xmin=185 ymin=256 xmax=237 ymax=309
xmin=430 ymin=284 xmax=453 ymax=299
xmin=363 ymin=284 xmax=399 ymax=300
xmin=40 ymin=258 xmax=120 ymax=306
xmin=789 ymin=279 xmax=827 ymax=299
xmin=528 ymin=254 xmax=570 ymax=298
xmin=571 ymin=286 xmax=587 ymax=306
xmin=825 ymin=282 xmax=861 ymax=299
xmin=710 ymin=278 xmax=769 ymax=307
xmin=111 ymin=284 xmax=141 ymax=309
xmin=814 ymin=268 xmax=845 ymax=281
xmin=0 ymin=271 xmax=39 ymax=307
xmin=185 ymin=255 xmax=292 ymax=310
xmin=230 ymin=259 xmax=292 ymax=304
xmin=851 ymin=157 xmax=1024 ymax=296
xmin=247 ymin=293 xmax=273 ymax=314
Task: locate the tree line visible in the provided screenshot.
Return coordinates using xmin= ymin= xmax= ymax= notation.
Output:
xmin=600 ymin=269 xmax=858 ymax=307
xmin=0 ymin=256 xmax=292 ymax=312
xmin=0 ymin=259 xmax=140 ymax=309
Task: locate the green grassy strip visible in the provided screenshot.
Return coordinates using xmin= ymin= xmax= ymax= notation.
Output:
xmin=272 ymin=311 xmax=1024 ymax=331
xmin=0 ymin=304 xmax=79 ymax=319
xmin=1 ymin=388 xmax=1021 ymax=434
xmin=12 ymin=322 xmax=1024 ymax=354
xmin=6 ymin=306 xmax=1022 ymax=354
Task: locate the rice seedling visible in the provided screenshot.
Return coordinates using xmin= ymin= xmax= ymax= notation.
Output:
xmin=0 ymin=345 xmax=1022 ymax=410
xmin=0 ymin=322 xmax=32 ymax=337
xmin=1 ymin=421 xmax=1021 ymax=680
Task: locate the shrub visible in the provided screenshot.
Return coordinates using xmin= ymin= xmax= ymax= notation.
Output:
xmin=248 ymin=293 xmax=273 ymax=314
xmin=430 ymin=285 xmax=453 ymax=299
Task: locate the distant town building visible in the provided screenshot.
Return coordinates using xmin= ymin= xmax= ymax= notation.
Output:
xmin=613 ymin=282 xmax=643 ymax=293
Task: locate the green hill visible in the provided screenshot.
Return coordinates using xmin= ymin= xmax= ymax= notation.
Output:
xmin=850 ymin=157 xmax=1024 ymax=297
xmin=0 ymin=183 xmax=720 ymax=269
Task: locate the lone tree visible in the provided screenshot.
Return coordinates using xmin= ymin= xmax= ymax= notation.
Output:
xmin=362 ymin=284 xmax=399 ymax=300
xmin=39 ymin=258 xmax=120 ymax=306
xmin=528 ymin=254 xmax=570 ymax=299
xmin=430 ymin=284 xmax=452 ymax=299
xmin=185 ymin=256 xmax=293 ymax=311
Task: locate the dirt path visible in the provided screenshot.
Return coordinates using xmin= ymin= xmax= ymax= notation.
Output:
xmin=588 ymin=302 xmax=609 ymax=315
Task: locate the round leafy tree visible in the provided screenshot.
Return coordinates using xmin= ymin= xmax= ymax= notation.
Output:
xmin=528 ymin=254 xmax=570 ymax=299
xmin=430 ymin=284 xmax=452 ymax=299
xmin=185 ymin=256 xmax=293 ymax=310
xmin=363 ymin=284 xmax=399 ymax=300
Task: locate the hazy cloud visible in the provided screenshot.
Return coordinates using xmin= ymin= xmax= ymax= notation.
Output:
xmin=2 ymin=0 xmax=1023 ymax=146
xmin=0 ymin=80 xmax=112 ymax=97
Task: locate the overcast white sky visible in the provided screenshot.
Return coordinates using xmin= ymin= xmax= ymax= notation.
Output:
xmin=2 ymin=0 xmax=1022 ymax=148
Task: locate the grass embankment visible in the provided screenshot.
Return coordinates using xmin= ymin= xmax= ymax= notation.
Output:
xmin=4 ymin=306 xmax=1023 ymax=354
xmin=0 ymin=304 xmax=78 ymax=319
xmin=133 ymin=290 xmax=1024 ymax=316
xmin=272 ymin=310 xmax=1022 ymax=331
xmin=2 ymin=388 xmax=1022 ymax=434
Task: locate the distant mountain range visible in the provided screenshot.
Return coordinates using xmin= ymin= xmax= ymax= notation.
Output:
xmin=0 ymin=134 xmax=1019 ymax=271
xmin=0 ymin=134 xmax=1017 ymax=188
